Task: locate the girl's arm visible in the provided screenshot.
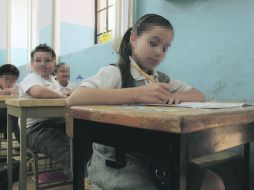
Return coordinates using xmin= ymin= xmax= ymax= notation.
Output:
xmin=27 ymin=85 xmax=66 ymax=98
xmin=66 ymin=83 xmax=170 ymax=107
xmin=168 ymin=88 xmax=205 ymax=104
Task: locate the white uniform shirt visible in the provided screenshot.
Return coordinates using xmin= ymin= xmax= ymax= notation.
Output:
xmin=51 ymin=76 xmax=76 ymax=92
xmin=81 ymin=61 xmax=192 ymax=92
xmin=19 ymin=72 xmax=61 ymax=128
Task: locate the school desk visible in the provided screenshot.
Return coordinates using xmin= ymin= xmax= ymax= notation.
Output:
xmin=0 ymin=95 xmax=15 ymax=108
xmin=6 ymin=98 xmax=66 ymax=190
xmin=68 ymin=105 xmax=254 ymax=190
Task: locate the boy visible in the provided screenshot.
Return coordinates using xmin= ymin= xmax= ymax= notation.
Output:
xmin=19 ymin=44 xmax=70 ymax=176
xmin=0 ymin=64 xmax=19 ymax=140
xmin=0 ymin=64 xmax=19 ymax=95
xmin=52 ymin=62 xmax=75 ymax=96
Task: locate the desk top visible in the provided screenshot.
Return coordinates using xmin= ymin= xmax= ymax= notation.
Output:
xmin=70 ymin=105 xmax=254 ymax=134
xmin=5 ymin=98 xmax=66 ymax=107
xmin=0 ymin=95 xmax=16 ymax=101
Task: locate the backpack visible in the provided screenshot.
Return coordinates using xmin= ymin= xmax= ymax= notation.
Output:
xmin=0 ymin=156 xmax=20 ymax=190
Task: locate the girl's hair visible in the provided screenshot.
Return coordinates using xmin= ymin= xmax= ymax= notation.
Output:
xmin=31 ymin=43 xmax=56 ymax=60
xmin=117 ymin=14 xmax=174 ymax=88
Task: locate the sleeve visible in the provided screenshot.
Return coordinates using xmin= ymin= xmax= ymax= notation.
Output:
xmin=169 ymin=78 xmax=193 ymax=93
xmin=81 ymin=65 xmax=122 ymax=89
xmin=20 ymin=73 xmax=43 ymax=95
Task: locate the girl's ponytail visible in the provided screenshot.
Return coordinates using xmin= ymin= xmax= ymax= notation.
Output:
xmin=117 ymin=27 xmax=134 ymax=88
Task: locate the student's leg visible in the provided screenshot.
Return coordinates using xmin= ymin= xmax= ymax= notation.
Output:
xmin=200 ymin=170 xmax=225 ymax=190
xmin=88 ymin=145 xmax=158 ymax=190
xmin=187 ymin=162 xmax=225 ymax=190
xmin=27 ymin=120 xmax=70 ymax=175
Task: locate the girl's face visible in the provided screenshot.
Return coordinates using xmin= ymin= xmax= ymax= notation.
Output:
xmin=31 ymin=52 xmax=55 ymax=79
xmin=130 ymin=26 xmax=174 ymax=73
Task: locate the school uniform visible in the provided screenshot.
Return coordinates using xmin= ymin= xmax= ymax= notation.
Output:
xmin=19 ymin=72 xmax=70 ymax=175
xmin=81 ymin=60 xmax=205 ymax=190
xmin=51 ymin=76 xmax=76 ymax=92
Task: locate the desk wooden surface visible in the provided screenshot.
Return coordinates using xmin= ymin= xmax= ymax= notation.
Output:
xmin=0 ymin=95 xmax=16 ymax=108
xmin=0 ymin=95 xmax=15 ymax=101
xmin=5 ymin=98 xmax=66 ymax=107
xmin=70 ymin=105 xmax=254 ymax=134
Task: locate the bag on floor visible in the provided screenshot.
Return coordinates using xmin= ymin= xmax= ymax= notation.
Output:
xmin=0 ymin=156 xmax=20 ymax=190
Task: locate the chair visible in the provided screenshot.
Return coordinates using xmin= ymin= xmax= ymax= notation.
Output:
xmin=26 ymin=147 xmax=72 ymax=190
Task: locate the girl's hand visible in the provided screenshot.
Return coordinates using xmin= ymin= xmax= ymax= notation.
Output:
xmin=167 ymin=93 xmax=182 ymax=104
xmin=135 ymin=83 xmax=170 ymax=104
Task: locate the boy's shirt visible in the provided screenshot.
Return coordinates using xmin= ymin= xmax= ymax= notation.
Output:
xmin=51 ymin=76 xmax=76 ymax=92
xmin=19 ymin=72 xmax=61 ymax=128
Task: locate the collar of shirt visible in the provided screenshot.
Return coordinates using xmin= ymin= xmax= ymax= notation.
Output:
xmin=42 ymin=75 xmax=57 ymax=89
xmin=129 ymin=56 xmax=159 ymax=83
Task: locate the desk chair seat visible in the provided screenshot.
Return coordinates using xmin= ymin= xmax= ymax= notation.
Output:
xmin=26 ymin=147 xmax=72 ymax=190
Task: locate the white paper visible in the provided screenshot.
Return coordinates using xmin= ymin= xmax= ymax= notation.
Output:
xmin=147 ymin=102 xmax=253 ymax=109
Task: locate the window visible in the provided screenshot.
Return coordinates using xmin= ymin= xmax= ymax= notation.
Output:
xmin=95 ymin=0 xmax=115 ymax=44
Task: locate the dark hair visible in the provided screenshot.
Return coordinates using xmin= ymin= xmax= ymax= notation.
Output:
xmin=31 ymin=43 xmax=56 ymax=60
xmin=0 ymin=64 xmax=19 ymax=78
xmin=55 ymin=62 xmax=68 ymax=72
xmin=117 ymin=14 xmax=174 ymax=88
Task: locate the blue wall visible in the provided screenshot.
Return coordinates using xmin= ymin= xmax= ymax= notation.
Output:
xmin=0 ymin=49 xmax=6 ymax=65
xmin=136 ymin=0 xmax=254 ymax=102
xmin=39 ymin=26 xmax=52 ymax=46
xmin=0 ymin=48 xmax=27 ymax=66
xmin=11 ymin=48 xmax=28 ymax=66
xmin=60 ymin=22 xmax=94 ymax=55
xmin=60 ymin=41 xmax=117 ymax=82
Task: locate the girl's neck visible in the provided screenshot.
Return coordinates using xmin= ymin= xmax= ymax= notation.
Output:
xmin=130 ymin=56 xmax=153 ymax=75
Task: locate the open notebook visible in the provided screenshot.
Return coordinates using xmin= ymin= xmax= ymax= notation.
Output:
xmin=148 ymin=102 xmax=253 ymax=109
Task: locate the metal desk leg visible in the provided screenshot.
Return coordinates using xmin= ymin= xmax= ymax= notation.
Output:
xmin=244 ymin=143 xmax=250 ymax=190
xmin=19 ymin=116 xmax=27 ymax=190
xmin=73 ymin=119 xmax=85 ymax=190
xmin=173 ymin=135 xmax=188 ymax=190
xmin=7 ymin=114 xmax=13 ymax=190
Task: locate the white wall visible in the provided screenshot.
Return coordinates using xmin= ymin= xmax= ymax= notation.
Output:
xmin=0 ymin=0 xmax=7 ymax=49
xmin=11 ymin=0 xmax=28 ymax=49
xmin=61 ymin=0 xmax=94 ymax=27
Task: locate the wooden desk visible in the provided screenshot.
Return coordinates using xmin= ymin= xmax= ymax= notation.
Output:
xmin=0 ymin=95 xmax=15 ymax=108
xmin=6 ymin=98 xmax=66 ymax=190
xmin=69 ymin=105 xmax=254 ymax=190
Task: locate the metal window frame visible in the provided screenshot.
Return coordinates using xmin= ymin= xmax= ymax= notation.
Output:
xmin=95 ymin=0 xmax=114 ymax=44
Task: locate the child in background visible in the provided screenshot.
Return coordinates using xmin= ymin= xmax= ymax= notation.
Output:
xmin=0 ymin=64 xmax=19 ymax=95
xmin=52 ymin=62 xmax=75 ymax=96
xmin=67 ymin=14 xmax=224 ymax=190
xmin=0 ymin=64 xmax=20 ymax=140
xmin=19 ymin=44 xmax=70 ymax=176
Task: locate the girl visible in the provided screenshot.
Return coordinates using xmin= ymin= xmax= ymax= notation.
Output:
xmin=67 ymin=14 xmax=224 ymax=190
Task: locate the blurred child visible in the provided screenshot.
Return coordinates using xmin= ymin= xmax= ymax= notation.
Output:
xmin=67 ymin=14 xmax=224 ymax=190
xmin=0 ymin=64 xmax=20 ymax=140
xmin=52 ymin=62 xmax=75 ymax=96
xmin=0 ymin=64 xmax=19 ymax=95
xmin=19 ymin=44 xmax=70 ymax=176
